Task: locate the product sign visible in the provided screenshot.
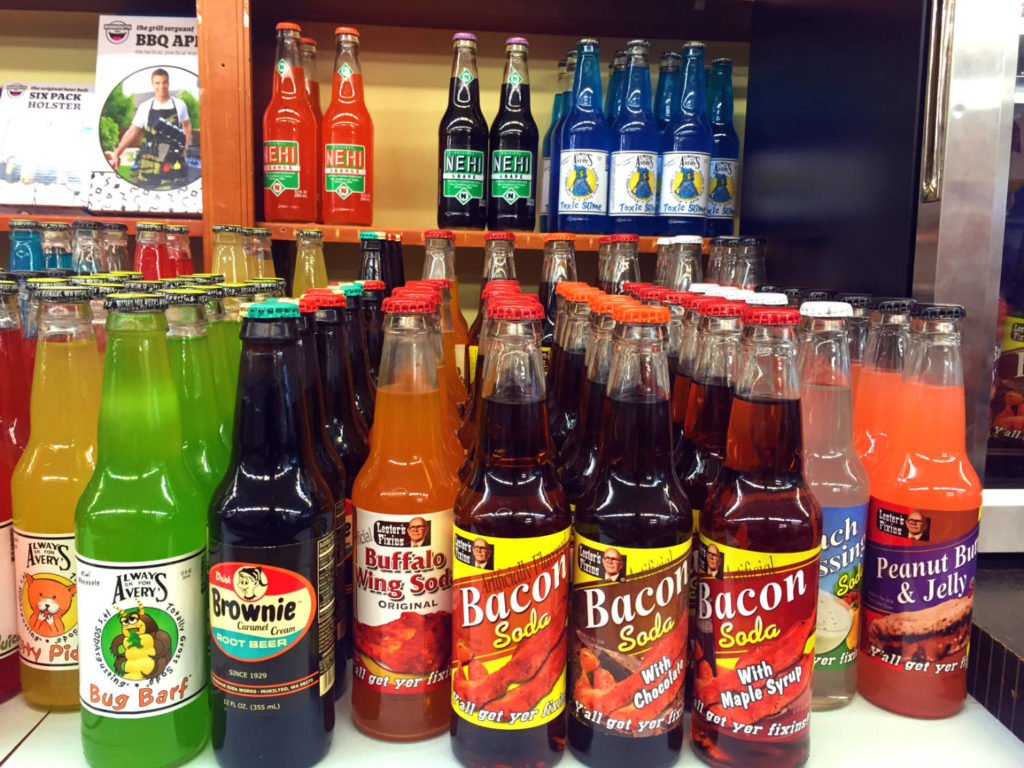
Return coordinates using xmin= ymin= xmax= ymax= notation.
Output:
xmin=490 ymin=150 xmax=533 ymax=205
xmin=442 ymin=149 xmax=485 ymax=205
xmin=324 ymin=143 xmax=366 ymax=199
xmin=558 ymin=149 xmax=608 ymax=215
xmin=14 ymin=530 xmax=78 ymax=670
xmin=706 ymin=158 xmax=739 ymax=220
xmin=609 ymin=151 xmax=657 ymax=217
xmin=659 ymin=151 xmax=710 ymax=218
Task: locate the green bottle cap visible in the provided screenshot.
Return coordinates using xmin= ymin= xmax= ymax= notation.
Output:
xmin=157 ymin=288 xmax=209 ymax=305
xmin=104 ymin=292 xmax=170 ymax=312
xmin=27 ymin=277 xmax=70 ymax=290
xmin=342 ymin=284 xmax=364 ymax=297
xmin=247 ymin=302 xmax=300 ymax=319
xmin=358 ymin=231 xmax=380 ymax=241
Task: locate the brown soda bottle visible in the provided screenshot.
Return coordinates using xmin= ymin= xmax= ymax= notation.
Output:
xmin=548 ymin=284 xmax=594 ymax=455
xmin=461 ymin=280 xmax=521 ymax=437
xmin=543 ymin=281 xmax=587 ymax=416
xmin=359 ymin=279 xmax=386 ymax=384
xmin=538 ymin=233 xmax=578 ymax=354
xmin=672 ymin=295 xmax=719 ymax=467
xmin=691 ymin=306 xmax=822 ymax=768
xmin=569 ymin=303 xmax=692 ymax=768
xmin=465 ymin=234 xmax=518 ymax=389
xmin=661 ymin=291 xmax=689 ymax=382
xmin=451 ymin=300 xmax=570 ymax=768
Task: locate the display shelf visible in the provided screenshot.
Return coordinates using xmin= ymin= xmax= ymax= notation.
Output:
xmin=0 ymin=212 xmax=203 ymax=237
xmin=1 ymin=690 xmax=1020 ymax=767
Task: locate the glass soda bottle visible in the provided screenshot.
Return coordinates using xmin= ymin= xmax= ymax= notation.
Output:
xmin=100 ymin=223 xmax=129 ymax=273
xmin=9 ymin=220 xmax=44 ymax=271
xmin=293 ymin=229 xmax=328 ymax=296
xmin=835 ymin=293 xmax=873 ymax=402
xmin=341 ymin=283 xmax=377 ymax=430
xmin=211 ymin=225 xmax=249 ymax=283
xmin=705 ymin=58 xmax=740 ymax=237
xmin=359 ymin=230 xmax=386 ymax=287
xmin=599 ymin=235 xmax=642 ymax=295
xmin=547 ymin=51 xmax=577 ymax=233
xmin=196 ymin=284 xmax=236 ymax=449
xmin=72 ymin=221 xmax=108 ymax=275
xmin=662 ymin=236 xmax=704 ymax=292
xmin=540 ymin=58 xmax=568 ymax=232
xmin=569 ymin=303 xmax=692 ymax=768
xmin=323 ymin=27 xmax=374 ymax=225
xmin=359 ymin=279 xmax=386 ymax=384
xmin=166 ymin=225 xmax=194 ymax=276
xmin=134 ymin=222 xmax=172 ymax=280
xmin=411 ymin=278 xmax=469 ymax=407
xmin=654 ymin=51 xmax=682 ymax=132
xmin=609 ymin=39 xmax=659 ymax=235
xmin=248 ymin=227 xmax=276 ymax=278
xmin=539 ymin=233 xmax=578 ymax=352
xmin=351 ymin=296 xmax=462 ymax=740
xmin=439 ymin=33 xmax=489 ymax=230
xmin=451 ymin=300 xmax=570 ymax=768
xmin=691 ymin=306 xmax=821 ymax=768
xmin=209 ymin=301 xmax=334 ymax=768
xmin=423 ymin=229 xmax=470 ymax=381
xmin=465 ymin=234 xmax=518 ymax=388
xmin=559 ymin=39 xmax=610 ymax=234
xmin=548 ymin=284 xmax=592 ymax=454
xmin=659 ymin=43 xmax=713 ymax=236
xmin=605 ymin=50 xmax=627 ymax=123
xmin=41 ymin=222 xmax=73 ymax=271
xmin=488 ymin=37 xmax=539 ymax=231
xmin=298 ymin=35 xmax=324 ymax=220
xmin=75 ymin=293 xmax=208 ymax=767
xmin=796 ymin=302 xmax=868 ymax=710
xmin=12 ymin=285 xmax=99 ymax=709
xmin=264 ymin=22 xmax=318 ymax=222
xmin=858 ymin=304 xmax=981 ymax=719
xmin=0 ymin=281 xmax=30 ymax=456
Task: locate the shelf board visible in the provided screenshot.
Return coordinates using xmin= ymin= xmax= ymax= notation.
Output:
xmin=0 ymin=212 xmax=203 ymax=237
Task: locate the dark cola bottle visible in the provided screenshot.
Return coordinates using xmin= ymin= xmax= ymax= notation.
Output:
xmin=569 ymin=302 xmax=692 ymax=768
xmin=548 ymin=283 xmax=592 ymax=455
xmin=538 ymin=233 xmax=578 ymax=353
xmin=451 ymin=300 xmax=570 ymax=768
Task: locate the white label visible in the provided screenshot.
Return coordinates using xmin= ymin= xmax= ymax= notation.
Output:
xmin=77 ymin=549 xmax=207 ymax=718
xmin=14 ymin=530 xmax=77 ymax=669
xmin=538 ymin=156 xmax=551 ymax=216
xmin=609 ymin=150 xmax=658 ymax=217
xmin=707 ymin=158 xmax=740 ymax=220
xmin=558 ymin=149 xmax=608 ymax=215
xmin=658 ymin=151 xmax=711 ymax=218
xmin=0 ymin=522 xmax=17 ymax=660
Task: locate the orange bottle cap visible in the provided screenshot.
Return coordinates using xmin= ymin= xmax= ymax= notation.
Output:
xmin=334 ymin=26 xmax=360 ymax=37
xmin=612 ymin=304 xmax=671 ymax=324
xmin=544 ymin=232 xmax=576 ymax=243
xmin=485 ymin=231 xmax=516 ymax=242
xmin=276 ymin=22 xmax=302 ymax=31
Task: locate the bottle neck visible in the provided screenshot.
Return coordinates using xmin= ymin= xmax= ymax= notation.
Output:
xmin=680 ymin=48 xmax=708 ymax=119
xmin=332 ymin=38 xmax=364 ymax=102
xmin=586 ymin=315 xmax=615 ymax=384
xmin=902 ymin=320 xmax=967 ymax=454
xmin=562 ymin=302 xmax=591 ymax=354
xmin=166 ymin=304 xmax=208 ymax=338
xmin=572 ymin=47 xmax=603 ymax=114
xmin=423 ymin=241 xmax=456 ymax=279
xmin=38 ymin=300 xmax=93 ymax=342
xmin=709 ymin=63 xmax=734 ymax=125
xmin=693 ymin=317 xmax=743 ymax=384
xmin=273 ymin=32 xmax=305 ymax=98
xmin=500 ymin=48 xmax=530 ymax=113
xmin=541 ymin=244 xmax=577 ymax=283
xmin=315 ymin=312 xmax=358 ymax=426
xmin=450 ymin=43 xmax=480 ymax=108
xmin=622 ymin=50 xmax=653 ymax=117
xmin=482 ymin=244 xmax=516 ymax=282
xmin=799 ymin=319 xmax=856 ymax=459
xmin=0 ymin=294 xmax=19 ymax=330
xmin=865 ymin=313 xmax=910 ymax=372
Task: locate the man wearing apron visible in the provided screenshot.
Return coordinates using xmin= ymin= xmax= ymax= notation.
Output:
xmin=108 ymin=68 xmax=192 ymax=189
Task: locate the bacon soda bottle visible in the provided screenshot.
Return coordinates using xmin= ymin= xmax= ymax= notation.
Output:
xmin=451 ymin=300 xmax=570 ymax=768
xmin=691 ymin=306 xmax=821 ymax=768
xmin=569 ymin=303 xmax=692 ymax=768
xmin=351 ymin=296 xmax=461 ymax=740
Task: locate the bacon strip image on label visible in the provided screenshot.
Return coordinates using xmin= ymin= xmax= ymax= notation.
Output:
xmin=356 ymin=610 xmax=450 ymax=674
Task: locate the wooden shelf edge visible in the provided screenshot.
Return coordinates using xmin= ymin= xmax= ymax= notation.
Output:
xmin=0 ymin=212 xmax=203 ymax=237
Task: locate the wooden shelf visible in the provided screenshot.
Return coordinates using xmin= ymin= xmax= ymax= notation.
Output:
xmin=0 ymin=212 xmax=204 ymax=237
xmin=256 ymin=222 xmax=682 ymax=252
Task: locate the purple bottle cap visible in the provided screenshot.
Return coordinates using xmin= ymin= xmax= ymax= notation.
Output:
xmin=453 ymin=32 xmax=477 ymax=42
xmin=506 ymin=36 xmax=529 ymax=46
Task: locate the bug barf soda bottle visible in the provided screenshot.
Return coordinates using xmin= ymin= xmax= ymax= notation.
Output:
xmin=451 ymin=300 xmax=570 ymax=768
xmin=351 ymin=296 xmax=461 ymax=740
xmin=209 ymin=302 xmax=335 ymax=768
xmin=569 ymin=303 xmax=692 ymax=768
xmin=263 ymin=22 xmax=318 ymax=222
xmin=691 ymin=306 xmax=821 ymax=768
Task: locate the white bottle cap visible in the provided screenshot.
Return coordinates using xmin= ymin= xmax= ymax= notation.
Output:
xmin=746 ymin=292 xmax=789 ymax=306
xmin=800 ymin=301 xmax=854 ymax=318
xmin=687 ymin=283 xmax=717 ymax=295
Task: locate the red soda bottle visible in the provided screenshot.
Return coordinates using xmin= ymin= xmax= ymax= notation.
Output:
xmin=0 ymin=279 xmax=20 ymax=701
xmin=133 ymin=222 xmax=174 ymax=280
xmin=0 ymin=281 xmax=30 ymax=456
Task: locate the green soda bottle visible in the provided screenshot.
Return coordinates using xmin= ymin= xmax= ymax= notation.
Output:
xmin=75 ymin=292 xmax=209 ymax=768
xmin=159 ymin=288 xmax=231 ymax=503
xmin=198 ymin=285 xmax=235 ymax=451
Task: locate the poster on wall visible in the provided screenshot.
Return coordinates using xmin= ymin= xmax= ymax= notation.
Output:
xmin=89 ymin=15 xmax=201 ymax=214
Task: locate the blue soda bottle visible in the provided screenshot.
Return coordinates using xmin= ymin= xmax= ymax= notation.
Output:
xmin=609 ymin=39 xmax=659 ymax=235
xmin=706 ymin=57 xmax=741 ymax=236
xmin=539 ymin=57 xmax=567 ymax=232
xmin=654 ymin=51 xmax=682 ymax=132
xmin=8 ymin=221 xmax=44 ymax=272
xmin=558 ymin=39 xmax=611 ymax=234
xmin=603 ymin=51 xmax=624 ymax=123
xmin=658 ymin=42 xmax=713 ymax=235
xmin=546 ymin=50 xmax=576 ymax=231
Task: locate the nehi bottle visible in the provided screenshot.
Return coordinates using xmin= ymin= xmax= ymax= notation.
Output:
xmin=439 ymin=33 xmax=488 ymax=230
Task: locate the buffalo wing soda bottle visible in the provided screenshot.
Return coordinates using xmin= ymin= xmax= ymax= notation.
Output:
xmin=797 ymin=302 xmax=868 ymax=710
xmin=610 ymin=40 xmax=659 ymax=235
xmin=859 ymin=304 xmax=981 ymax=719
xmin=691 ymin=306 xmax=821 ymax=768
xmin=351 ymin=297 xmax=461 ymax=740
xmin=705 ymin=59 xmax=740 ymax=237
xmin=659 ymin=43 xmax=713 ymax=236
xmin=323 ymin=27 xmax=374 ymax=225
xmin=210 ymin=302 xmax=335 ymax=768
xmin=263 ymin=23 xmax=318 ymax=222
xmin=451 ymin=301 xmax=570 ymax=768
xmin=559 ymin=39 xmax=611 ymax=233
xmin=569 ymin=304 xmax=692 ymax=768
xmin=76 ymin=293 xmax=208 ymax=767
xmin=540 ymin=59 xmax=568 ymax=232
xmin=489 ymin=38 xmax=539 ymax=231
xmin=439 ymin=33 xmax=489 ymax=230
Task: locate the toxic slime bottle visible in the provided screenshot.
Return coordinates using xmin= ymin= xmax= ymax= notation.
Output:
xmin=540 ymin=58 xmax=568 ymax=232
xmin=705 ymin=58 xmax=740 ymax=237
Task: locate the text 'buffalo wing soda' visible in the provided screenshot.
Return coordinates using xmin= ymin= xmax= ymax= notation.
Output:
xmin=351 ymin=297 xmax=461 ymax=741
xmin=691 ymin=306 xmax=821 ymax=768
xmin=76 ymin=293 xmax=208 ymax=768
xmin=451 ymin=300 xmax=570 ymax=768
xmin=264 ymin=23 xmax=318 ymax=222
xmin=323 ymin=27 xmax=374 ymax=225
xmin=859 ymin=304 xmax=981 ymax=719
xmin=13 ymin=286 xmax=100 ymax=709
xmin=210 ymin=302 xmax=335 ymax=768
xmin=569 ymin=304 xmax=692 ymax=768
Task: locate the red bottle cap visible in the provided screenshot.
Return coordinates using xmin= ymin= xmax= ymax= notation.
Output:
xmin=393 ymin=288 xmax=441 ymax=307
xmin=299 ymin=36 xmax=317 ymax=45
xmin=544 ymin=232 xmax=576 ymax=243
xmin=700 ymin=300 xmax=746 ymax=318
xmin=334 ymin=26 xmax=360 ymax=36
xmin=598 ymin=236 xmax=614 ymax=245
xmin=382 ymin=297 xmax=434 ymax=314
xmin=481 ymin=281 xmax=521 ymax=300
xmin=691 ymin=296 xmax=724 ymax=313
xmin=296 ymin=297 xmax=318 ymax=314
xmin=485 ymin=232 xmax=516 ymax=242
xmin=662 ymin=291 xmax=696 ymax=306
xmin=487 ymin=302 xmax=544 ymax=320
xmin=414 ymin=278 xmax=452 ymax=290
xmin=361 ymin=280 xmax=386 ymax=291
xmin=622 ymin=282 xmax=652 ymax=294
xmin=609 ymin=233 xmax=640 ymax=243
xmin=276 ymin=22 xmax=302 ymax=31
xmin=423 ymin=229 xmax=455 ymax=240
xmin=742 ymin=306 xmax=802 ymax=325
xmin=637 ymin=286 xmax=671 ymax=302
xmin=307 ymin=292 xmax=345 ymax=308
xmin=612 ymin=304 xmax=671 ymax=324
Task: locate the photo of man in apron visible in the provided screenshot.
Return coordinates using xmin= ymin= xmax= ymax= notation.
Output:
xmin=107 ymin=68 xmax=192 ymax=190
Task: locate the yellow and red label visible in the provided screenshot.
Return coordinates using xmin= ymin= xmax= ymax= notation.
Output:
xmin=451 ymin=527 xmax=570 ymax=730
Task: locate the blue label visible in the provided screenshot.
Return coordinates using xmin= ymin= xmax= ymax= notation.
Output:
xmin=815 ymin=503 xmax=867 ymax=670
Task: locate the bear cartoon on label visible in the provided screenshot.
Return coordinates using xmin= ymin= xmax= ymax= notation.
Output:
xmin=25 ymin=574 xmax=76 ymax=637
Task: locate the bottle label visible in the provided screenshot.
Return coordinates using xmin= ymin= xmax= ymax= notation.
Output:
xmin=538 ymin=156 xmax=551 ymax=216
xmin=992 ymin=313 xmax=1024 ymax=444
xmin=324 ymin=143 xmax=367 ymax=199
xmin=815 ymin=504 xmax=867 ymax=672
xmin=77 ymin=549 xmax=207 ymax=718
xmin=0 ymin=521 xmax=18 ymax=661
xmin=353 ymin=508 xmax=453 ymax=695
xmin=658 ymin=151 xmax=711 ymax=217
xmin=570 ymin=533 xmax=691 ymax=738
xmin=861 ymin=502 xmax=978 ymax=678
xmin=559 ymin=149 xmax=609 ymax=215
xmin=264 ymin=140 xmax=301 ymax=197
xmin=210 ymin=535 xmax=336 ymax=710
xmin=13 ymin=530 xmax=78 ymax=670
xmin=490 ymin=150 xmax=533 ymax=205
xmin=609 ymin=151 xmax=658 ymax=217
xmin=451 ymin=527 xmax=570 ymax=730
xmin=467 ymin=343 xmax=479 ymax=385
xmin=692 ymin=536 xmax=818 ymax=744
xmin=459 ymin=68 xmax=475 ymax=86
xmin=344 ymin=500 xmax=354 ymax=597
xmin=442 ymin=149 xmax=485 ymax=205
xmin=706 ymin=158 xmax=739 ymax=220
